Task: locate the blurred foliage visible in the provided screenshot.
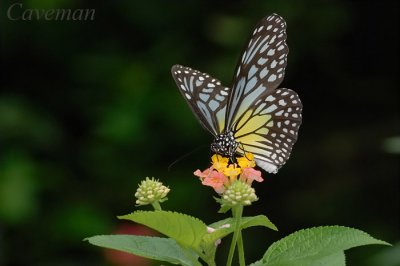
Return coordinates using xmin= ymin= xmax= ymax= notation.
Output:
xmin=0 ymin=0 xmax=399 ymax=265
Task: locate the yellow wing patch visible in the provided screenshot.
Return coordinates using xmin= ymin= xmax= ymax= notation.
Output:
xmin=236 ymin=134 xmax=271 ymax=147
xmin=237 ymin=144 xmax=272 ymax=158
xmin=235 ymin=110 xmax=272 ymax=137
xmin=233 ymin=109 xmax=276 ymax=161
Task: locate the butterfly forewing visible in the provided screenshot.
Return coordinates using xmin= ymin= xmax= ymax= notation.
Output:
xmin=171 ymin=65 xmax=230 ymax=135
xmin=226 ymin=14 xmax=289 ymax=130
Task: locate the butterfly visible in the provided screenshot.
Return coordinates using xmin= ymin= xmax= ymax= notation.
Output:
xmin=171 ymin=14 xmax=302 ymax=174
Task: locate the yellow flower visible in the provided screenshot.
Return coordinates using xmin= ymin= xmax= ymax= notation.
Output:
xmin=223 ymin=164 xmax=242 ymax=181
xmin=237 ymin=153 xmax=256 ymax=168
xmin=211 ymin=154 xmax=229 ymax=172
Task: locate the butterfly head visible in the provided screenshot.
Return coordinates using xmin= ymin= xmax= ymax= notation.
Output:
xmin=211 ymin=131 xmax=239 ymax=158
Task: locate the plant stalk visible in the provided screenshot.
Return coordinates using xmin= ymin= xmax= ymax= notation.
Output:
xmin=237 ymin=229 xmax=245 ymax=266
xmin=151 ymin=201 xmax=162 ymax=211
xmin=226 ymin=205 xmax=244 ymax=266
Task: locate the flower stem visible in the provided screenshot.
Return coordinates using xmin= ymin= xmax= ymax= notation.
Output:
xmin=151 ymin=201 xmax=162 ymax=211
xmin=226 ymin=205 xmax=243 ymax=266
xmin=237 ymin=230 xmax=245 ymax=266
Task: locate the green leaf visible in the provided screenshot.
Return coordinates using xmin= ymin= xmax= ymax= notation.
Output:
xmin=307 ymin=252 xmax=346 ymax=266
xmin=85 ymin=234 xmax=200 ymax=266
xmin=119 ymin=211 xmax=207 ymax=250
xmin=257 ymin=226 xmax=390 ymax=266
xmin=217 ymin=204 xmax=231 ymax=213
xmin=201 ymin=215 xmax=277 ymax=257
xmin=214 ymin=196 xmax=231 ymax=213
xmin=209 ymin=215 xmax=277 ymax=233
xmin=206 ymin=215 xmax=277 ymax=244
xmin=250 ymin=252 xmax=346 ymax=266
xmin=242 ymin=215 xmax=278 ymax=231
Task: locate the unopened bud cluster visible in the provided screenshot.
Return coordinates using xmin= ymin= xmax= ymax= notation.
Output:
xmin=135 ymin=177 xmax=170 ymax=206
xmin=221 ymin=181 xmax=258 ymax=207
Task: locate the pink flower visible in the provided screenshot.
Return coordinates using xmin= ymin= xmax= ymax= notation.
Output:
xmin=202 ymin=170 xmax=228 ymax=194
xmin=194 ymin=153 xmax=263 ymax=194
xmin=194 ymin=167 xmax=213 ymax=180
xmin=240 ymin=167 xmax=264 ymax=184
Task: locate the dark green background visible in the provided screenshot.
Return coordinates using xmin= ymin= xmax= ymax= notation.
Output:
xmin=1 ymin=0 xmax=399 ymax=265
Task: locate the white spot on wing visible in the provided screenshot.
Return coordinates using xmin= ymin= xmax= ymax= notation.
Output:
xmin=260 ymin=68 xmax=269 ymax=78
xmin=209 ymin=100 xmax=219 ymax=111
xmin=199 ymin=93 xmax=209 ymax=101
xmin=268 ymin=74 xmax=277 ymax=82
xmin=264 ymin=104 xmax=277 ymax=113
xmin=248 ymin=65 xmax=258 ymax=79
xmin=258 ymin=57 xmax=267 ymax=65
xmin=244 ymin=76 xmax=257 ymax=93
xmin=278 ymin=99 xmax=287 ymax=106
xmin=255 ymin=160 xmax=278 ymax=174
xmin=260 ymin=43 xmax=269 ymax=53
xmin=266 ymin=95 xmax=275 ymax=102
xmin=215 ymin=94 xmax=224 ymax=101
xmin=267 ymin=49 xmax=275 ymax=56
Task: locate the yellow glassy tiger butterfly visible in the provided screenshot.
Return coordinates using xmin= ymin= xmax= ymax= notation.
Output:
xmin=171 ymin=14 xmax=302 ymax=174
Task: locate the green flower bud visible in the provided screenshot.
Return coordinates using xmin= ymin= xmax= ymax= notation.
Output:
xmin=220 ymin=181 xmax=258 ymax=207
xmin=135 ymin=177 xmax=170 ymax=206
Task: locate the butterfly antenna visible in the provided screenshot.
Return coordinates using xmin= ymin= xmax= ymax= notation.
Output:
xmin=168 ymin=145 xmax=207 ymax=171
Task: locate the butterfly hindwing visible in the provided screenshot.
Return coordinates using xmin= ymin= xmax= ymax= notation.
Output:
xmin=226 ymin=14 xmax=289 ymax=130
xmin=234 ymin=88 xmax=302 ymax=173
xmin=171 ymin=65 xmax=230 ymax=135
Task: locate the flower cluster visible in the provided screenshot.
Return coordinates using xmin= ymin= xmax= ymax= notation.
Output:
xmin=194 ymin=153 xmax=263 ymax=194
xmin=135 ymin=177 xmax=170 ymax=206
xmin=220 ymin=180 xmax=258 ymax=207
